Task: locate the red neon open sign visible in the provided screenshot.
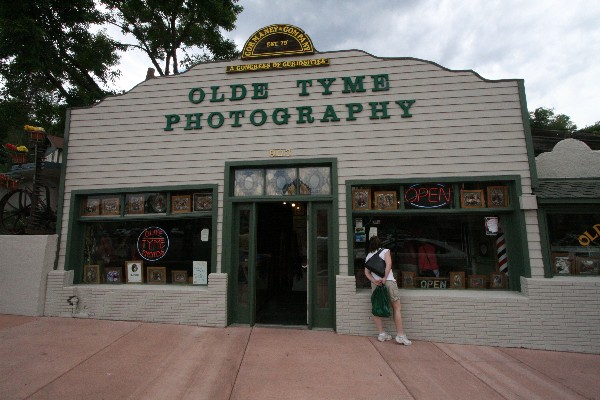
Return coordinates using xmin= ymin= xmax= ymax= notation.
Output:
xmin=404 ymin=184 xmax=452 ymax=209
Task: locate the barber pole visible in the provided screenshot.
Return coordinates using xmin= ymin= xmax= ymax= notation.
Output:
xmin=496 ymin=233 xmax=508 ymax=273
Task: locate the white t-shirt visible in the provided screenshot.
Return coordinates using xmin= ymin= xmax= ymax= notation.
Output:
xmin=365 ymin=248 xmax=395 ymax=281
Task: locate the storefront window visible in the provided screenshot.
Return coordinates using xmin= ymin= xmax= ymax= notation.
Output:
xmin=547 ymin=213 xmax=600 ymax=276
xmin=234 ymin=169 xmax=265 ymax=196
xmin=266 ymin=168 xmax=297 ymax=195
xmin=353 ymin=215 xmax=504 ymax=289
xmin=233 ymin=166 xmax=331 ymax=197
xmin=82 ymin=219 xmax=212 ymax=284
xmin=77 ymin=188 xmax=214 ymax=284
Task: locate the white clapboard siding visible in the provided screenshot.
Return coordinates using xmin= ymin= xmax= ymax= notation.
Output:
xmin=58 ymin=50 xmax=532 ymax=272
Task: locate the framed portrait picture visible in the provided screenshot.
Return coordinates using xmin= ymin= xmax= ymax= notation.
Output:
xmin=101 ymin=197 xmax=120 ymax=215
xmin=149 ymin=193 xmax=167 ymax=213
xmin=193 ymin=193 xmax=213 ymax=211
xmin=460 ymin=189 xmax=485 ymax=208
xmin=104 ymin=267 xmax=123 ymax=284
xmin=126 ymin=194 xmax=145 ymax=214
xmin=147 ymin=266 xmax=167 ymax=284
xmin=352 ymin=188 xmax=371 ymax=210
xmin=468 ymin=275 xmax=486 ymax=289
xmin=83 ymin=265 xmax=100 ymax=284
xmin=125 ymin=260 xmax=143 ymax=283
xmin=401 ymin=271 xmax=416 ymax=288
xmin=449 ymin=271 xmax=465 ymax=289
xmin=374 ymin=191 xmax=397 ymax=210
xmin=171 ymin=195 xmax=191 ymax=213
xmin=490 ymin=273 xmax=507 ymax=289
xmin=575 ymin=256 xmax=600 ymax=275
xmin=82 ymin=197 xmax=100 ymax=216
xmin=551 ymin=252 xmax=573 ymax=275
xmin=171 ymin=270 xmax=188 ymax=284
xmin=487 ymin=186 xmax=509 ymax=208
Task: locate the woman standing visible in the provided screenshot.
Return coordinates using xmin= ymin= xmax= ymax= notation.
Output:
xmin=365 ymin=236 xmax=411 ymax=345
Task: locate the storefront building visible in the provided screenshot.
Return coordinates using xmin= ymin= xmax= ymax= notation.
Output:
xmin=44 ymin=25 xmax=599 ymax=353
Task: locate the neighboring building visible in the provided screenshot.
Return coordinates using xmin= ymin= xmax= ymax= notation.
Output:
xmin=43 ymin=25 xmax=599 ymax=353
xmin=535 ymin=139 xmax=600 ymax=276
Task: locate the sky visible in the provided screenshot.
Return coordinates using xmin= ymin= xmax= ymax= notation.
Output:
xmin=113 ymin=0 xmax=600 ymax=128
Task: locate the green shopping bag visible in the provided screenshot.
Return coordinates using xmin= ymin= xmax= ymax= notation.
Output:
xmin=371 ymin=285 xmax=391 ymax=317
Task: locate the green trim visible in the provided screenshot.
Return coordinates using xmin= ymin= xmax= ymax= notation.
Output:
xmin=345 ymin=175 xmax=527 ymax=291
xmin=537 ymin=209 xmax=553 ymax=277
xmin=54 ymin=108 xmax=70 ymax=270
xmin=518 ymin=80 xmax=539 ymax=189
xmin=537 ymin=204 xmax=600 ymax=278
xmin=225 ymin=157 xmax=336 ymax=168
xmin=64 ymin=185 xmax=218 ymax=283
xmin=223 ymin=158 xmax=338 ymax=328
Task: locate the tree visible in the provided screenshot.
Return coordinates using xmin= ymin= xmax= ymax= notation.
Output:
xmin=0 ymin=0 xmax=123 ymax=140
xmin=102 ymin=0 xmax=243 ymax=76
xmin=579 ymin=121 xmax=600 ymax=134
xmin=529 ymin=107 xmax=577 ymax=132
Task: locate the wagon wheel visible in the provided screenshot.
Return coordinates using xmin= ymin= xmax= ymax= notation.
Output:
xmin=30 ymin=185 xmax=57 ymax=233
xmin=0 ymin=189 xmax=32 ymax=234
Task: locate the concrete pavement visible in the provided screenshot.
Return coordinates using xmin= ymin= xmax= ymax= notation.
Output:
xmin=0 ymin=314 xmax=598 ymax=400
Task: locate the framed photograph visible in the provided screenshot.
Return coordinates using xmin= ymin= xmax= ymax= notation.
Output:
xmin=104 ymin=267 xmax=123 ymax=284
xmin=401 ymin=271 xmax=416 ymax=288
xmin=374 ymin=191 xmax=397 ymax=210
xmin=490 ymin=273 xmax=507 ymax=289
xmin=147 ymin=266 xmax=167 ymax=284
xmin=460 ymin=189 xmax=485 ymax=208
xmin=171 ymin=195 xmax=191 ymax=213
xmin=149 ymin=193 xmax=167 ymax=213
xmin=449 ymin=271 xmax=465 ymax=289
xmin=83 ymin=265 xmax=100 ymax=284
xmin=551 ymin=252 xmax=573 ymax=275
xmin=575 ymin=256 xmax=600 ymax=275
xmin=352 ymin=188 xmax=371 ymax=210
xmin=82 ymin=197 xmax=100 ymax=216
xmin=126 ymin=194 xmax=145 ymax=214
xmin=484 ymin=216 xmax=499 ymax=236
xmin=193 ymin=193 xmax=213 ymax=211
xmin=487 ymin=186 xmax=509 ymax=208
xmin=125 ymin=260 xmax=143 ymax=283
xmin=171 ymin=270 xmax=188 ymax=284
xmin=468 ymin=275 xmax=486 ymax=289
xmin=101 ymin=197 xmax=120 ymax=215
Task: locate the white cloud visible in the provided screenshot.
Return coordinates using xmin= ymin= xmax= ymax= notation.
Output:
xmin=112 ymin=0 xmax=600 ymax=127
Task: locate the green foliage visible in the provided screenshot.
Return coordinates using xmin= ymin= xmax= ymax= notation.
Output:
xmin=529 ymin=107 xmax=577 ymax=132
xmin=579 ymin=121 xmax=600 ymax=134
xmin=0 ymin=0 xmax=123 ymax=139
xmin=102 ymin=0 xmax=242 ymax=76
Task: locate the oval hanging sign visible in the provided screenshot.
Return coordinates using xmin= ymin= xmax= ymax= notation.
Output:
xmin=137 ymin=226 xmax=170 ymax=261
xmin=404 ymin=183 xmax=452 ymax=209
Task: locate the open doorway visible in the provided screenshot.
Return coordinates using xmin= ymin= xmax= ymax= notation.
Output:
xmin=255 ymin=202 xmax=307 ymax=325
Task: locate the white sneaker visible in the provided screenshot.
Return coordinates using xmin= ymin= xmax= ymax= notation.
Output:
xmin=377 ymin=332 xmax=392 ymax=342
xmin=395 ymin=334 xmax=412 ymax=345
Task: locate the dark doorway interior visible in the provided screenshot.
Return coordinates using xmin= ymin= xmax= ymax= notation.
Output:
xmin=256 ymin=202 xmax=307 ymax=325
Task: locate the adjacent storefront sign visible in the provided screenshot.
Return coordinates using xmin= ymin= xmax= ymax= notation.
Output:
xmin=579 ymin=223 xmax=600 ymax=245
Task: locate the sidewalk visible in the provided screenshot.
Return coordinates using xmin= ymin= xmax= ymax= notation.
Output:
xmin=0 ymin=315 xmax=598 ymax=400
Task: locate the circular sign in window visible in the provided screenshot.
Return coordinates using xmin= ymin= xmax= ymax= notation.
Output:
xmin=137 ymin=226 xmax=170 ymax=261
